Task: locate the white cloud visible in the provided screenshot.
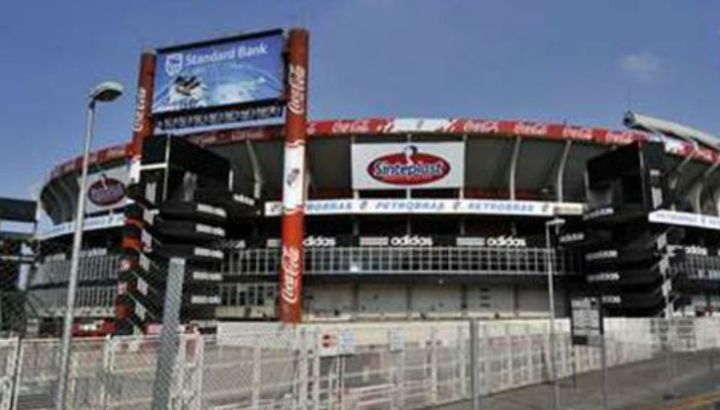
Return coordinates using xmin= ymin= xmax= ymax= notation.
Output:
xmin=619 ymin=51 xmax=661 ymax=83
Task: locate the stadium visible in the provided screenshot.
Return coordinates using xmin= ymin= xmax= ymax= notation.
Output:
xmin=18 ymin=108 xmax=720 ymax=335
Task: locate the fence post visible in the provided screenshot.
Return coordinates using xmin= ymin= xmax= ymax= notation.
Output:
xmin=525 ymin=324 xmax=534 ymax=385
xmin=298 ymin=328 xmax=308 ymax=410
xmin=251 ymin=339 xmax=261 ymax=408
xmin=10 ymin=338 xmax=24 ymax=410
xmin=397 ymin=329 xmax=406 ymax=410
xmin=430 ymin=326 xmax=438 ymax=404
xmin=312 ymin=330 xmax=320 ymax=410
xmin=191 ymin=335 xmax=205 ymax=410
xmin=470 ymin=320 xmax=480 ymax=410
xmin=458 ymin=324 xmax=467 ymax=398
xmin=151 ymin=258 xmax=186 ymax=410
xmin=2 ymin=338 xmax=20 ymax=410
xmin=100 ymin=335 xmax=112 ymax=410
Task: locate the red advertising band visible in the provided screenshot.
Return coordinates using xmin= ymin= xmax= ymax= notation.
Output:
xmin=279 ymin=29 xmax=309 ymax=323
xmin=130 ymin=51 xmax=156 ymax=157
xmin=117 ymin=52 xmax=156 ymax=309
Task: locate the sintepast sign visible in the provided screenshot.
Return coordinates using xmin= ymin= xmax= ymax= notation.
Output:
xmin=352 ymin=142 xmax=465 ymax=189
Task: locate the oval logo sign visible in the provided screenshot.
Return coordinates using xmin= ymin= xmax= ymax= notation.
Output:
xmin=88 ymin=176 xmax=126 ymax=207
xmin=367 ymin=145 xmax=451 ymax=186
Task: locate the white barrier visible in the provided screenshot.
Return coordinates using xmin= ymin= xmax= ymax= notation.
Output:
xmin=0 ymin=317 xmax=718 ymax=409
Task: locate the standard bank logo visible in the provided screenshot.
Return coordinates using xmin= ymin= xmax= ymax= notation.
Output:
xmin=165 ymin=53 xmax=184 ymax=76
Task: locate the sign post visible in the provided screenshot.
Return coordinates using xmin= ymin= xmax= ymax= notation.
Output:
xmin=279 ymin=29 xmax=309 ymax=323
xmin=570 ymin=296 xmax=607 ymax=409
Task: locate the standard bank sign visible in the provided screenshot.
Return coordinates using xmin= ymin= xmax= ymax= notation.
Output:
xmin=153 ymin=33 xmax=285 ymax=114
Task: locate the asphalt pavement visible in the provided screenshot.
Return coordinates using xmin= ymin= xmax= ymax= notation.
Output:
xmin=435 ymin=350 xmax=720 ymax=410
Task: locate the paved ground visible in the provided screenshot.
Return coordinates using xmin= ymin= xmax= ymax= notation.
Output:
xmin=436 ymin=351 xmax=720 ymax=410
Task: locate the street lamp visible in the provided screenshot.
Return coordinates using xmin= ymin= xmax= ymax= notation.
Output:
xmin=55 ymin=81 xmax=123 ymax=410
xmin=545 ymin=217 xmax=565 ymax=410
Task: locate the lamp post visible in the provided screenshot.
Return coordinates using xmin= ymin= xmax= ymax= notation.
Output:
xmin=55 ymin=81 xmax=123 ymax=410
xmin=545 ymin=217 xmax=565 ymax=410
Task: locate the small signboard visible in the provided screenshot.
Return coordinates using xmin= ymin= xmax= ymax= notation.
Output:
xmin=570 ymin=296 xmax=603 ymax=346
xmin=318 ymin=330 xmax=356 ymax=357
xmin=389 ymin=329 xmax=405 ymax=352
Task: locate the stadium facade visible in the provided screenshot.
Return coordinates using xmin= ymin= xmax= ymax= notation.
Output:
xmin=27 ymin=111 xmax=720 ymax=334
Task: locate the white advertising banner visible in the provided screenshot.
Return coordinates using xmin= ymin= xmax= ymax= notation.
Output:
xmin=81 ymin=165 xmax=129 ymax=215
xmin=352 ymin=142 xmax=464 ymax=189
xmin=648 ymin=210 xmax=720 ymax=231
xmin=40 ymin=213 xmax=125 ymax=240
xmin=264 ymin=199 xmax=584 ymax=217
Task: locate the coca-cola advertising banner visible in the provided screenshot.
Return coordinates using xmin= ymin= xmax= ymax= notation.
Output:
xmin=80 ymin=165 xmax=128 ymax=215
xmin=352 ymin=142 xmax=464 ymax=190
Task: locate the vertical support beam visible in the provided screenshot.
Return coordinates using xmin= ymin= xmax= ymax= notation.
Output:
xmin=461 ymin=284 xmax=469 ymax=317
xmin=279 ymin=29 xmax=310 ymax=323
xmin=406 ymin=285 xmax=413 ymax=320
xmin=556 ymin=141 xmax=572 ymax=202
xmin=688 ymin=183 xmax=703 ymax=214
xmin=245 ymin=140 xmax=264 ymax=200
xmin=509 ymin=136 xmax=522 ymax=201
xmin=351 ymin=282 xmax=359 ymax=321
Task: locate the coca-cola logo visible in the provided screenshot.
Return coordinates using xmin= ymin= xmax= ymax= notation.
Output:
xmin=287 ymin=64 xmax=306 ymax=115
xmin=368 ymin=145 xmax=450 ymax=186
xmin=280 ymin=246 xmax=301 ymax=304
xmin=132 ymin=87 xmax=147 ymax=132
xmin=331 ymin=119 xmax=373 ymax=134
xmin=460 ymin=120 xmax=500 ymax=134
xmin=88 ymin=176 xmax=126 ymax=206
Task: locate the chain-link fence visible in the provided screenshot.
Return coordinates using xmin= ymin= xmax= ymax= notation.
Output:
xmin=0 ymin=317 xmax=719 ymax=409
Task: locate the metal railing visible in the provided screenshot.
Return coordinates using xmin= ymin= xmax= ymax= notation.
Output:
xmin=26 ymin=286 xmax=116 ymax=317
xmin=674 ymin=254 xmax=720 ymax=280
xmin=29 ymin=254 xmax=121 ymax=287
xmin=223 ymin=246 xmax=582 ymax=277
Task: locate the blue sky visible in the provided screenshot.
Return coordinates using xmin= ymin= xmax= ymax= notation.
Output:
xmin=0 ymin=0 xmax=718 ymax=199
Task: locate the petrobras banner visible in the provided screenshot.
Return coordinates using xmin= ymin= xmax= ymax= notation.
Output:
xmin=264 ymin=199 xmax=579 ymax=217
xmin=40 ymin=213 xmax=125 ymax=240
xmin=153 ymin=31 xmax=285 ymax=114
xmin=352 ymin=142 xmax=464 ymax=189
xmin=81 ymin=165 xmax=129 ymax=215
xmin=649 ymin=210 xmax=720 ymax=231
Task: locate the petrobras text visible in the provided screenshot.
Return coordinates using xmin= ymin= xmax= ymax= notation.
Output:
xmin=264 ymin=199 xmax=571 ymax=217
xmin=649 ymin=210 xmax=720 ymax=231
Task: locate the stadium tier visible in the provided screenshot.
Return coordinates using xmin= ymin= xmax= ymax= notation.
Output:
xmin=29 ymin=114 xmax=720 ymax=334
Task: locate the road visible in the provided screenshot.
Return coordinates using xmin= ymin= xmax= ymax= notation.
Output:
xmin=436 ymin=350 xmax=720 ymax=410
